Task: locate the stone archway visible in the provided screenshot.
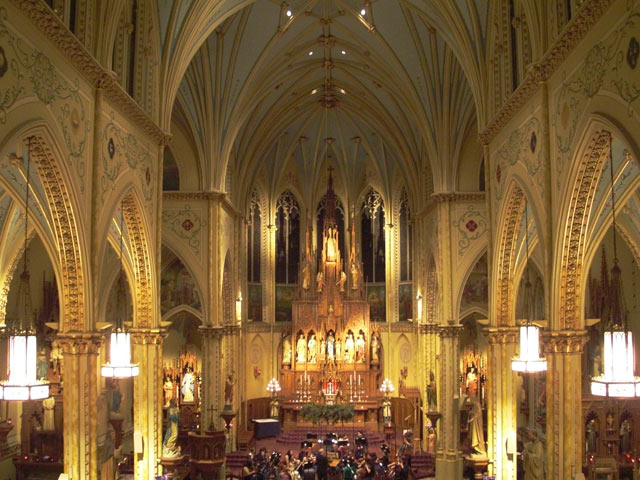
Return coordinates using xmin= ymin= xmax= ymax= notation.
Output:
xmin=495 ymin=183 xmax=526 ymax=327
xmin=27 ymin=134 xmax=87 ymax=332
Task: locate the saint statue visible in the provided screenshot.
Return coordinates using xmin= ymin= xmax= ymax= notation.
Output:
xmin=296 ymin=333 xmax=306 ymax=363
xmin=344 ymin=333 xmax=355 ymax=364
xmin=327 ymin=332 xmax=335 ymax=362
xmin=302 ymin=262 xmax=311 ymax=290
xmin=163 ymin=376 xmax=174 ymax=408
xmin=620 ymin=419 xmax=632 ymax=453
xmin=466 ymin=365 xmax=478 ymax=397
xmin=182 ymin=367 xmax=195 ymax=403
xmin=337 ymin=271 xmax=346 ymax=292
xmin=426 ymin=424 xmax=436 ymax=453
xmin=162 ymin=398 xmax=181 ymax=458
xmin=308 ymin=334 xmax=318 ymax=364
xmin=283 ymin=335 xmax=292 ymax=365
xmin=586 ymin=419 xmax=598 ymax=453
xmin=427 ymin=371 xmax=437 ymax=411
xmin=225 ymin=374 xmax=237 ymax=405
xmin=467 ymin=395 xmax=486 ymax=456
xmin=336 ymin=337 xmax=342 ymax=362
xmin=523 ymin=429 xmax=544 ymax=480
xmin=42 ymin=396 xmax=55 ymax=431
xmin=355 ymin=332 xmax=365 ymax=363
xmin=350 ymin=263 xmax=359 ymax=290
xmin=370 ymin=333 xmax=380 ymax=364
xmin=317 ymin=271 xmax=324 ymax=293
xmin=110 ymin=380 xmax=124 ymax=420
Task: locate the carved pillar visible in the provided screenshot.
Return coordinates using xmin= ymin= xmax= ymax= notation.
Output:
xmin=57 ymin=334 xmax=102 ymax=480
xmin=435 ymin=325 xmax=463 ymax=479
xmin=384 ymin=223 xmax=395 ymax=322
xmin=485 ymin=327 xmax=519 ymax=480
xmin=419 ymin=323 xmax=440 ymax=450
xmin=130 ymin=329 xmax=166 ymax=479
xmin=542 ymin=330 xmax=588 ymax=480
xmin=200 ymin=326 xmax=223 ymax=431
xmin=222 ymin=325 xmax=240 ymax=447
xmin=266 ymin=224 xmax=276 ymax=323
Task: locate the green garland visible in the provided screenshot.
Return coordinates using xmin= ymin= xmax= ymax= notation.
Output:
xmin=300 ymin=404 xmax=355 ymax=425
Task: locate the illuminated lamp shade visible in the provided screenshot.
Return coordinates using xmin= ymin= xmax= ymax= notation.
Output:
xmin=511 ymin=325 xmax=547 ymax=373
xmin=101 ymin=331 xmax=139 ymax=378
xmin=591 ymin=330 xmax=640 ymax=397
xmin=0 ymin=333 xmax=49 ymax=401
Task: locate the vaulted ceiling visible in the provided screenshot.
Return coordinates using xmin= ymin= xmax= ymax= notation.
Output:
xmin=160 ymin=0 xmax=489 ymax=204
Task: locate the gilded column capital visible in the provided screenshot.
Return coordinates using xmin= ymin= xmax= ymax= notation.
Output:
xmin=56 ymin=333 xmax=103 ymax=355
xmin=199 ymin=325 xmax=225 ymax=339
xmin=129 ymin=328 xmax=167 ymax=345
xmin=437 ymin=324 xmax=463 ymax=338
xmin=419 ymin=322 xmax=440 ymax=335
xmin=541 ymin=330 xmax=588 ymax=354
xmin=484 ymin=327 xmax=520 ymax=345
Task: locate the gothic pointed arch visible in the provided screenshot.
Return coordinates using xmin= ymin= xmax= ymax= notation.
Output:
xmin=121 ymin=189 xmax=156 ymax=328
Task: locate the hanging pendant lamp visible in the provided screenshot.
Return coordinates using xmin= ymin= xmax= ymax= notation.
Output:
xmin=0 ymin=151 xmax=50 ymax=400
xmin=591 ymin=150 xmax=640 ymax=397
xmin=512 ymin=202 xmax=547 ymax=373
xmin=101 ymin=211 xmax=139 ymax=378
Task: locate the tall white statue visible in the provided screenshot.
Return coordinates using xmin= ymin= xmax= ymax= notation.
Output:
xmin=296 ymin=333 xmax=306 ymax=363
xmin=42 ymin=396 xmax=55 ymax=431
xmin=283 ymin=335 xmax=292 ymax=365
xmin=308 ymin=334 xmax=317 ymax=364
xmin=344 ymin=333 xmax=355 ymax=364
xmin=523 ymin=429 xmax=544 ymax=480
xmin=182 ymin=368 xmax=195 ymax=403
xmin=355 ymin=332 xmax=365 ymax=363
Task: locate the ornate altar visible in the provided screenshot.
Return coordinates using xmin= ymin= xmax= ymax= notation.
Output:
xmin=280 ymin=170 xmax=383 ymax=429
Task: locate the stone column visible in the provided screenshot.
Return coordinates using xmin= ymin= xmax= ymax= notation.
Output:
xmin=435 ymin=325 xmax=463 ymax=479
xmin=484 ymin=327 xmax=519 ymax=479
xmin=130 ymin=329 xmax=166 ymax=479
xmin=57 ymin=333 xmax=102 ymax=480
xmin=542 ymin=330 xmax=587 ymax=480
xmin=200 ymin=326 xmax=223 ymax=431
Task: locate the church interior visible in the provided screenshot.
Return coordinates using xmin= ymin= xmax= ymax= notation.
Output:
xmin=0 ymin=0 xmax=639 ymax=479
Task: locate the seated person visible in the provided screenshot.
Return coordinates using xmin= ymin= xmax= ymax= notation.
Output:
xmin=242 ymin=459 xmax=258 ymax=480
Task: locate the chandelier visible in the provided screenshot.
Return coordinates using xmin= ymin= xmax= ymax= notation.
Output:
xmin=511 ymin=202 xmax=547 ymax=373
xmin=266 ymin=378 xmax=281 ymax=395
xmin=0 ymin=151 xmax=50 ymax=400
xmin=101 ymin=210 xmax=139 ymax=378
xmin=591 ymin=150 xmax=640 ymax=397
xmin=379 ymin=378 xmax=394 ymax=395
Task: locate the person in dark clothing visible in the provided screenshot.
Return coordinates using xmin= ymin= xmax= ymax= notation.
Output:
xmin=316 ymin=448 xmax=329 ymax=480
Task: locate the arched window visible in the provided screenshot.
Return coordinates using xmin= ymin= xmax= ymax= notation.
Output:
xmin=362 ymin=189 xmax=385 ymax=283
xmin=247 ymin=191 xmax=261 ymax=283
xmin=362 ymin=189 xmax=386 ymax=322
xmin=247 ymin=191 xmax=262 ymax=322
xmin=399 ymin=190 xmax=412 ymax=282
xmin=398 ymin=190 xmax=413 ymax=321
xmin=275 ymin=190 xmax=300 ymax=284
xmin=316 ymin=193 xmax=345 ymax=267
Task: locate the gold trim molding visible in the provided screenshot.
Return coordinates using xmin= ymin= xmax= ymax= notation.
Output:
xmin=56 ymin=333 xmax=102 ymax=355
xmin=495 ymin=187 xmax=525 ymax=326
xmin=541 ymin=330 xmax=588 ymax=354
xmin=558 ymin=131 xmax=610 ymax=329
xmin=484 ymin=327 xmax=519 ymax=344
